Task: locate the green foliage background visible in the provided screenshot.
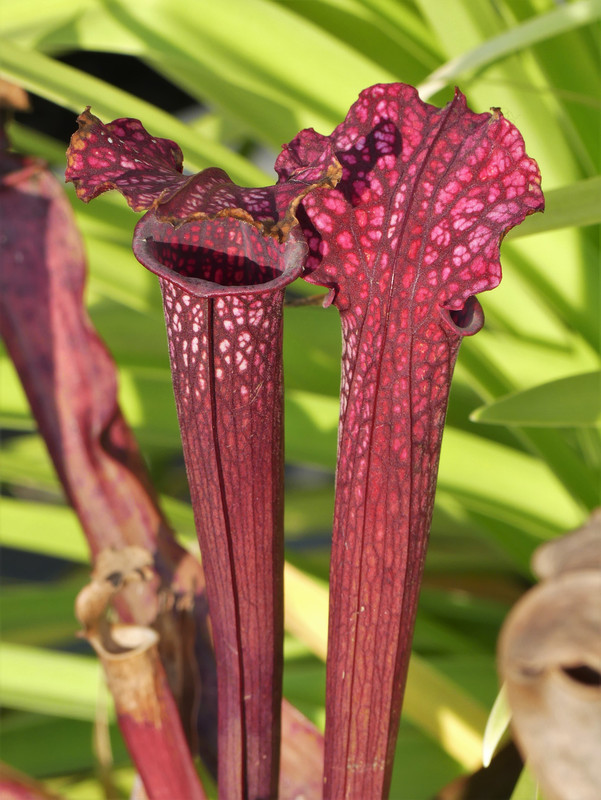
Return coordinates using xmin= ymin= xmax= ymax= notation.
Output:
xmin=1 ymin=1 xmax=599 ymax=797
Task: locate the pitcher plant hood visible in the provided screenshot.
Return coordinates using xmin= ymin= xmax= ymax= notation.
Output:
xmin=278 ymin=83 xmax=543 ymax=798
xmin=66 ymin=109 xmax=340 ymax=800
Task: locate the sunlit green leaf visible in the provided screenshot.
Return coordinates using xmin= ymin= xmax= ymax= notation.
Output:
xmin=0 ymin=38 xmax=268 ymax=184
xmin=0 ymin=496 xmax=88 ymax=562
xmin=419 ymin=0 xmax=601 ymax=99
xmin=472 ymin=371 xmax=601 ymax=427
xmin=0 ymin=713 xmax=128 ymax=785
xmin=414 ymin=0 xmax=587 ymax=190
xmin=96 ymin=0 xmax=396 ymax=145
xmin=510 ymin=764 xmax=544 ymax=800
xmin=508 ymin=177 xmax=601 ymax=238
xmin=1 ymin=579 xmax=84 ymax=646
xmin=0 ymin=0 xmax=94 ymax=43
xmin=439 ymin=428 xmax=583 ymax=531
xmin=0 ymin=642 xmax=108 ymax=720
xmin=482 ymin=684 xmax=512 ymax=767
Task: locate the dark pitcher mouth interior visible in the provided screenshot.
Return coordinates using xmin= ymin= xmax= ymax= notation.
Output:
xmin=134 ymin=215 xmax=296 ymax=289
xmin=440 ymin=294 xmax=484 ymax=337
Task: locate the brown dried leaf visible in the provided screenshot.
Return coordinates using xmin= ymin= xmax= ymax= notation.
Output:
xmin=499 ymin=512 xmax=601 ymax=800
xmin=76 ymin=551 xmax=207 ymax=800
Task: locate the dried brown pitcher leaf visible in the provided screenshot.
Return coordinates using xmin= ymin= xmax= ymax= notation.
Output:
xmin=499 ymin=511 xmax=601 ymax=800
xmin=76 ymin=550 xmax=207 ymax=800
xmin=532 ymin=507 xmax=601 ymax=579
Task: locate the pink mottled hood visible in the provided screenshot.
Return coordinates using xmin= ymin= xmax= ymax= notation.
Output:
xmin=279 ymin=83 xmax=543 ymax=798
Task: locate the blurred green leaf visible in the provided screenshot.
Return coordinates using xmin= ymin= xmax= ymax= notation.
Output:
xmin=0 ymin=352 xmax=31 ymax=430
xmin=438 ymin=428 xmax=583 ymax=532
xmin=48 ymin=767 xmax=136 ymax=800
xmin=0 ymin=496 xmax=88 ymax=562
xmin=419 ymin=0 xmax=601 ymax=99
xmin=389 ymin=720 xmax=464 ymax=799
xmin=96 ymin=0 xmax=396 ymax=145
xmin=415 ymin=0 xmax=588 ymax=190
xmin=0 ymin=433 xmax=60 ymax=492
xmin=0 ymin=643 xmax=108 ymax=720
xmin=472 ymin=371 xmax=601 ymax=427
xmin=0 ymin=714 xmax=136 ymax=800
xmin=271 ymin=0 xmax=441 ymax=81
xmin=482 ymin=684 xmax=512 ymax=767
xmin=510 ymin=764 xmax=543 ymax=800
xmin=508 ymin=177 xmax=601 ymax=238
xmin=86 ymin=239 xmax=157 ymax=313
xmin=6 ymin=121 xmax=68 ymax=164
xmin=0 ymin=37 xmax=268 ymax=184
xmin=0 ymin=493 xmax=199 ymax=561
xmin=0 ymin=0 xmax=94 ymax=42
xmin=284 ymin=390 xmax=339 ymax=469
xmin=0 ymin=579 xmax=84 ymax=646
xmin=283 ymin=304 xmax=341 ymax=397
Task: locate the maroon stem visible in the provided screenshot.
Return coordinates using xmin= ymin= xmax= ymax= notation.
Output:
xmin=279 ymin=699 xmax=324 ymax=800
xmin=88 ymin=625 xmax=207 ymax=800
xmin=284 ymin=85 xmax=542 ymax=797
xmin=134 ymin=215 xmax=304 ymax=800
xmin=0 ymin=155 xmax=199 ymax=615
xmin=0 ymin=763 xmax=64 ymax=800
xmin=323 ymin=299 xmax=482 ymax=798
xmin=0 ymin=150 xmax=216 ymax=770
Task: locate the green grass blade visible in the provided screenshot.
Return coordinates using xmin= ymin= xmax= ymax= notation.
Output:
xmin=510 ymin=765 xmax=544 ymax=800
xmin=507 ymin=177 xmax=601 ymax=238
xmin=414 ymin=0 xmax=588 ymax=190
xmin=0 ymin=38 xmax=268 ymax=184
xmin=0 ymin=642 xmax=109 ymax=721
xmin=1 ymin=579 xmax=84 ymax=647
xmin=482 ymin=684 xmax=512 ymax=767
xmin=94 ymin=0 xmax=396 ymax=146
xmin=0 ymin=0 xmax=94 ymax=41
xmin=419 ymin=0 xmax=601 ymax=98
xmin=471 ymin=371 xmax=601 ymax=427
xmin=0 ymin=496 xmax=89 ymax=562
